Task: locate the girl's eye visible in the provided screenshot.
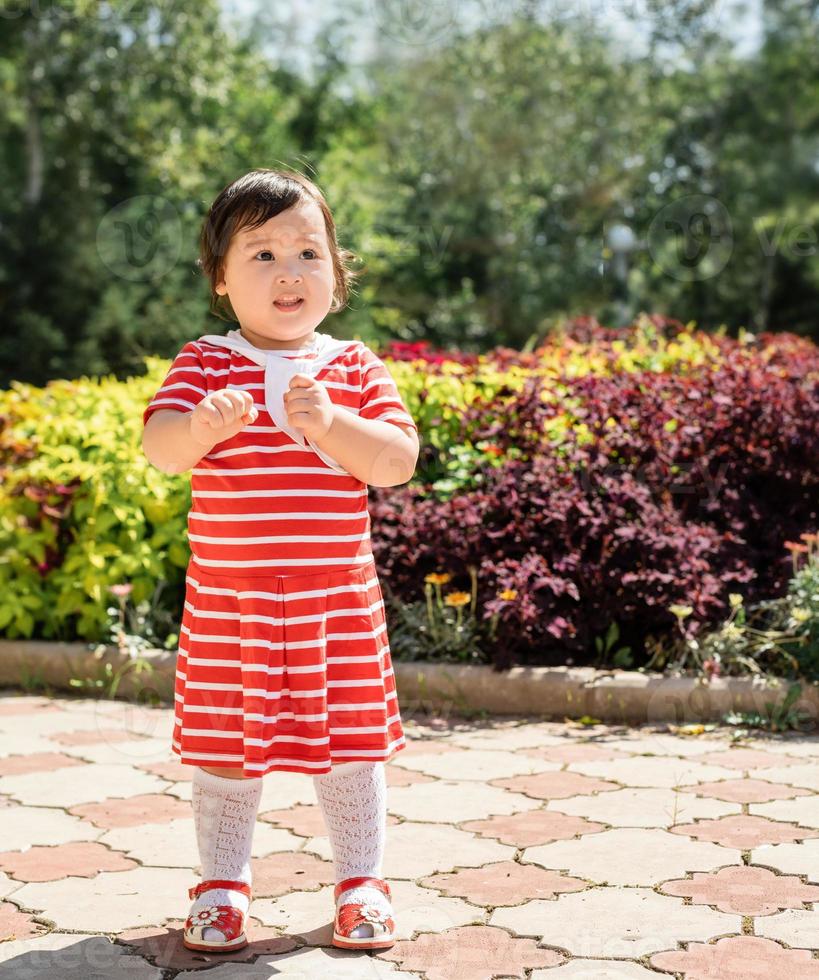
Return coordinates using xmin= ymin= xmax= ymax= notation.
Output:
xmin=255 ymin=249 xmax=318 ymax=261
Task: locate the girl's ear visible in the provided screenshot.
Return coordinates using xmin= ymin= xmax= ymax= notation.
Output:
xmin=215 ymin=260 xmax=228 ymax=296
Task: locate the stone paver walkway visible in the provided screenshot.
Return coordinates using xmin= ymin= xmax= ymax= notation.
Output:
xmin=1 ymin=692 xmax=819 ymax=978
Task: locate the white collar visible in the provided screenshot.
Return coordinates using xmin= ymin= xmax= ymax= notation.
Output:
xmin=198 ymin=329 xmax=357 ymax=475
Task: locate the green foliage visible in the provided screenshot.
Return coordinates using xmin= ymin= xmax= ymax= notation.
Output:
xmin=642 ymin=537 xmax=819 ymax=683
xmin=0 ymin=359 xmax=194 ymax=640
xmin=383 ymin=568 xmax=491 ymax=665
xmin=2 ymin=2 xmax=818 ymax=390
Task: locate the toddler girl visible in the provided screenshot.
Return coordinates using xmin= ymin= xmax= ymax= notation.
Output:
xmin=141 ymin=168 xmax=419 ymax=953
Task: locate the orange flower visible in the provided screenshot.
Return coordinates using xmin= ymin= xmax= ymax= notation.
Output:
xmin=444 ymin=592 xmax=471 ymax=607
xmin=425 ymin=573 xmax=453 ymax=585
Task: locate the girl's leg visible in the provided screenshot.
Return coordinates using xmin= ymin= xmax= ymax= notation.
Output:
xmin=312 ymin=760 xmax=391 ymax=938
xmin=189 ymin=766 xmax=263 ymax=944
xmin=200 ymin=766 xmax=247 ymax=778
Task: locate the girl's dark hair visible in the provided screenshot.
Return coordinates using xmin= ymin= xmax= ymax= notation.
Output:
xmin=197 ymin=168 xmax=362 ymax=322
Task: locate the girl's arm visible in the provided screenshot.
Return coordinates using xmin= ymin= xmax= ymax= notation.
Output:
xmin=311 ymin=407 xmax=419 ymax=487
xmin=142 ymin=410 xmax=217 ymax=475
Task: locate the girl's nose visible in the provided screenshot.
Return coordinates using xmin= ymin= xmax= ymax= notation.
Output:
xmin=277 ymin=261 xmax=303 ymax=283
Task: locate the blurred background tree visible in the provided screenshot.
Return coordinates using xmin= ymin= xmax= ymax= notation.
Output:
xmin=0 ymin=0 xmax=816 ymax=386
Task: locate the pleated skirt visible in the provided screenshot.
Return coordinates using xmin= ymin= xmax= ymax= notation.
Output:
xmin=171 ymin=556 xmax=407 ymax=776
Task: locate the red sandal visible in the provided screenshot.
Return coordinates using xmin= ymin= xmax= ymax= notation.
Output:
xmin=183 ymin=878 xmax=251 ymax=952
xmin=332 ymin=875 xmax=397 ymax=950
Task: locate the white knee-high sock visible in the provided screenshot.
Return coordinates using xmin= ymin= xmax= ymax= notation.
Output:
xmin=312 ymin=760 xmax=391 ymax=939
xmin=190 ymin=768 xmax=263 ymax=943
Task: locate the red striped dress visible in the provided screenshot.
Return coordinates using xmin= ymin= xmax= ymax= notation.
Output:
xmin=142 ymin=332 xmax=417 ymax=776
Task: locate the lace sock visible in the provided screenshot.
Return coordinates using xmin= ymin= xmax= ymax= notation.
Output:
xmin=189 ymin=767 xmax=263 ymax=943
xmin=312 ymin=760 xmax=391 ymax=939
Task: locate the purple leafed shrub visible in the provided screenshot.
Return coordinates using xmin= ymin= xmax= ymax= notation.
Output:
xmin=370 ymin=326 xmax=819 ymax=670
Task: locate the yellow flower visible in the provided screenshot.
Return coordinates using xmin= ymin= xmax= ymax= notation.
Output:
xmin=425 ymin=573 xmax=453 ymax=585
xmin=669 ymin=604 xmax=693 ymax=620
xmin=792 ymin=607 xmax=810 ymax=623
xmin=444 ymin=592 xmax=471 ymax=607
xmin=498 ymin=589 xmax=518 ymax=600
xmin=728 ymin=593 xmax=743 ymax=608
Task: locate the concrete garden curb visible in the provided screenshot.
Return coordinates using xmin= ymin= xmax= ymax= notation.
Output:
xmin=1 ymin=639 xmax=817 ymax=727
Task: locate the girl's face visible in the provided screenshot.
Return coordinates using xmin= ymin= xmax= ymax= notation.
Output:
xmin=215 ymin=199 xmax=336 ymax=350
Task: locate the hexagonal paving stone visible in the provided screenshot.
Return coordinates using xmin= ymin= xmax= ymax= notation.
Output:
xmin=252 ymin=879 xmax=485 ymax=945
xmin=175 ymin=946 xmax=422 ymax=977
xmin=49 ymin=728 xmax=156 ymax=747
xmin=303 ymin=822 xmax=516 ymax=879
xmin=590 ymin=732 xmax=724 ymax=757
xmin=490 ymin=886 xmax=740 ymax=958
xmin=755 ymin=906 xmax=819 ymax=953
xmin=446 ymin=729 xmax=567 ymax=752
xmin=419 ymin=860 xmax=587 ymax=906
xmin=391 ymin=749 xmax=556 ymax=781
xmin=567 ymin=755 xmax=736 ymax=789
xmin=259 ymin=802 xmax=336 ymax=838
xmin=248 ymin=883 xmax=344 ymax=946
xmin=693 ymin=747 xmax=806 ymax=770
xmin=393 ymin=738 xmax=462 ymax=758
xmin=650 ymin=934 xmax=819 ymax=978
xmin=0 ymin=752 xmax=86 ymax=776
xmin=526 ymin=742 xmax=635 ymax=764
xmin=0 ymin=842 xmax=137 ymax=882
xmin=250 ymin=851 xmax=336 ymax=898
xmin=377 ymin=924 xmax=563 ymax=979
xmin=69 ymin=792 xmax=191 ymax=829
xmin=522 ymin=827 xmax=740 ymax=887
xmin=1 ymin=763 xmax=169 ymax=807
xmin=749 ymin=838 xmax=819 ymax=882
xmin=0 ymin=733 xmax=65 ymax=756
xmin=680 ymin=777 xmax=814 ymax=803
xmin=459 ymin=809 xmax=606 ymax=848
xmin=386 ymin=780 xmax=542 ymax=823
xmin=492 ymin=771 xmax=621 ymax=800
xmin=387 ymin=766 xmax=436 ymax=787
xmin=135 ymin=759 xmax=192 ymax=782
xmin=119 ymin=919 xmax=297 ymax=971
xmin=0 ymin=712 xmax=115 ymax=736
xmin=0 ymin=872 xmax=24 ymax=901
xmin=0 ymin=696 xmax=63 ymax=716
xmin=670 ymin=812 xmax=819 ymax=848
xmin=98 ymin=819 xmax=200 ymax=869
xmin=741 ymin=761 xmax=819 ymax=792
xmin=753 ymin=736 xmax=819 ymax=759
xmin=0 ymin=898 xmax=51 ymax=943
xmin=751 ymin=795 xmax=819 ymax=828
xmin=552 ymin=786 xmax=737 ymax=828
xmin=7 ymin=867 xmax=196 ymax=932
xmin=659 ymin=864 xmax=819 ymax=914
xmin=2 ymin=804 xmax=100 ymax=851
xmin=530 ymin=963 xmax=674 ymax=978
xmin=55 ymin=737 xmax=175 ymax=767
xmin=0 ymin=933 xmax=163 ymax=978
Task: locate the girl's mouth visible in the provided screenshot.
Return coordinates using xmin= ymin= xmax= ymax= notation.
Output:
xmin=274 ymin=297 xmax=304 ymax=313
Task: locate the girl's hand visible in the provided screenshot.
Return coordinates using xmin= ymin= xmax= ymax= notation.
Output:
xmin=284 ymin=374 xmax=335 ymax=441
xmin=190 ymin=389 xmax=258 ymax=446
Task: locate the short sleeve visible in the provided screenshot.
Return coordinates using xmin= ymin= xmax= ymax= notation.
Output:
xmin=358 ymin=345 xmax=418 ymax=433
xmin=142 ymin=341 xmax=209 ymax=428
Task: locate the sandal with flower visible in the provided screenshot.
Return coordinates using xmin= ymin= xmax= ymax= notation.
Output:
xmin=183 ymin=878 xmax=251 ymax=952
xmin=332 ymin=875 xmax=396 ymax=950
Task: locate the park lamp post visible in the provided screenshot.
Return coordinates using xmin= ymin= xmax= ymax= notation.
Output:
xmin=606 ymin=221 xmax=637 ymax=327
